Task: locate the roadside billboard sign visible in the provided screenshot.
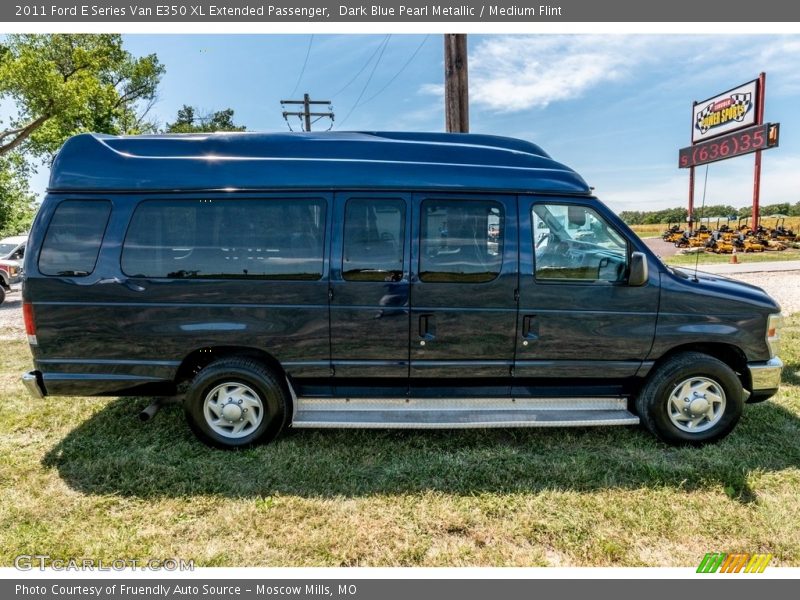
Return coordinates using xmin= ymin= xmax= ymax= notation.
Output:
xmin=692 ymin=79 xmax=759 ymax=143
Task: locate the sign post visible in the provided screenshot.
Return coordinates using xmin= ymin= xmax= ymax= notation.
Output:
xmin=688 ymin=100 xmax=696 ymax=233
xmin=752 ymin=72 xmax=766 ymax=226
xmin=688 ymin=162 xmax=695 ymax=233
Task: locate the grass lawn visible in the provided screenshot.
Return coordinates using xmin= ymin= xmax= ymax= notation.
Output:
xmin=1 ymin=318 xmax=799 ymax=567
xmin=629 ymin=224 xmax=669 ymax=238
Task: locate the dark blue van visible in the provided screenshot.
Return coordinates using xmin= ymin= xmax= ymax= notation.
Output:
xmin=21 ymin=132 xmax=783 ymax=448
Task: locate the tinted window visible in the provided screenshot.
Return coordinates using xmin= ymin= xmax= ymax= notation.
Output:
xmin=122 ymin=198 xmax=326 ymax=280
xmin=38 ymin=200 xmax=111 ymax=276
xmin=343 ymin=198 xmax=405 ymax=282
xmin=420 ymin=200 xmax=503 ymax=283
xmin=532 ymin=204 xmax=628 ymax=282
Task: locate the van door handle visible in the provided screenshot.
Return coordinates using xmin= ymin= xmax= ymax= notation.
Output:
xmin=419 ymin=314 xmax=435 ymax=341
xmin=521 ymin=315 xmax=539 ymax=340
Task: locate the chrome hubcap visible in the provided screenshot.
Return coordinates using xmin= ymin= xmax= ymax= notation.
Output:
xmin=667 ymin=376 xmax=726 ymax=433
xmin=689 ymin=397 xmax=709 ymax=415
xmin=221 ymin=402 xmax=243 ymax=422
xmin=203 ymin=382 xmax=264 ymax=439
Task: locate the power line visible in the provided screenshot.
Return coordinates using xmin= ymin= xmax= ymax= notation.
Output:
xmin=331 ymin=34 xmax=391 ymax=99
xmin=290 ymin=35 xmax=314 ymax=97
xmin=359 ymin=35 xmax=430 ymax=107
xmin=337 ymin=36 xmax=391 ymax=128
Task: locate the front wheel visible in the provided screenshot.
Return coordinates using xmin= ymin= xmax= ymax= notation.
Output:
xmin=635 ymin=352 xmax=744 ymax=446
xmin=184 ymin=357 xmax=289 ymax=449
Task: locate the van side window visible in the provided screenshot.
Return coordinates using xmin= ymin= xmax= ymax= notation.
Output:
xmin=343 ymin=198 xmax=405 ymax=282
xmin=38 ymin=200 xmax=111 ymax=277
xmin=420 ymin=200 xmax=503 ymax=283
xmin=121 ymin=198 xmax=326 ymax=280
xmin=532 ymin=203 xmax=628 ymax=283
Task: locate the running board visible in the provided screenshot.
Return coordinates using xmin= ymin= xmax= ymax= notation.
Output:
xmin=291 ymin=397 xmax=639 ymax=429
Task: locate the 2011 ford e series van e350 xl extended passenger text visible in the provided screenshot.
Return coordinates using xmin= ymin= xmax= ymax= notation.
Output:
xmin=20 ymin=132 xmax=783 ymax=448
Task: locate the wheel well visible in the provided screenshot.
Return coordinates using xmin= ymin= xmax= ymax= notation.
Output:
xmin=175 ymin=346 xmax=286 ymax=386
xmin=652 ymin=343 xmax=751 ymax=390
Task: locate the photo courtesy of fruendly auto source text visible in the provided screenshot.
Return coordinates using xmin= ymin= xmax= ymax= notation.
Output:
xmin=1 ymin=0 xmax=800 ymax=597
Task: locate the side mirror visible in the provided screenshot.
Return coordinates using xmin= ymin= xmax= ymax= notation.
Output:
xmin=628 ymin=251 xmax=648 ymax=286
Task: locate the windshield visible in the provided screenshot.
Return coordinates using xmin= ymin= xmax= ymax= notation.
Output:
xmin=0 ymin=243 xmax=18 ymax=258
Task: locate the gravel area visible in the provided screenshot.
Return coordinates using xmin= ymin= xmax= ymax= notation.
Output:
xmin=726 ymin=271 xmax=800 ymax=316
xmin=0 ymin=290 xmax=23 ymax=341
xmin=2 ymin=271 xmax=797 ymax=343
xmin=643 ymin=237 xmax=681 ymax=258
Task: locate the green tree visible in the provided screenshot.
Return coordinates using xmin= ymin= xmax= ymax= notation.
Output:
xmin=618 ymin=211 xmax=644 ymax=225
xmin=165 ymin=105 xmax=246 ymax=133
xmin=760 ymin=203 xmax=790 ymax=216
xmin=0 ymin=34 xmax=164 ymax=159
xmin=694 ymin=204 xmax=737 ymax=219
xmin=0 ymin=153 xmax=36 ymax=236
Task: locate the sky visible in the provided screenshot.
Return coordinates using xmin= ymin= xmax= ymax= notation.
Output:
xmin=13 ymin=34 xmax=800 ymax=213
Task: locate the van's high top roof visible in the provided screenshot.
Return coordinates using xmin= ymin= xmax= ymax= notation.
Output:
xmin=49 ymin=131 xmax=591 ymax=195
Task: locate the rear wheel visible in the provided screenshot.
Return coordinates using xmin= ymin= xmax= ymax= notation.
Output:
xmin=184 ymin=357 xmax=289 ymax=449
xmin=636 ymin=352 xmax=744 ymax=446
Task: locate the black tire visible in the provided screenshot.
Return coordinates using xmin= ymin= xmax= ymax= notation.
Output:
xmin=183 ymin=357 xmax=289 ymax=449
xmin=635 ymin=352 xmax=744 ymax=446
xmin=0 ymin=286 xmax=5 ymax=305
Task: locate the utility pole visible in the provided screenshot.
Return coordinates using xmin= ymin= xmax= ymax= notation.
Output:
xmin=444 ymin=34 xmax=469 ymax=133
xmin=281 ymin=93 xmax=334 ymax=132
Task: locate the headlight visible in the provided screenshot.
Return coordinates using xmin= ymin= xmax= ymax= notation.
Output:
xmin=10 ymin=266 xmax=18 ymax=276
xmin=767 ymin=313 xmax=782 ymax=358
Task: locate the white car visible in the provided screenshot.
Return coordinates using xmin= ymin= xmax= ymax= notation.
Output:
xmin=0 ymin=235 xmax=27 ymax=305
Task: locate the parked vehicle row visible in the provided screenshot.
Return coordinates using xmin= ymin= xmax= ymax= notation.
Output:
xmin=663 ymin=216 xmax=797 ymax=254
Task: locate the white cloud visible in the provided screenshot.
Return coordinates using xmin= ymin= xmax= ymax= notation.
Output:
xmin=465 ymin=36 xmax=664 ymax=112
xmin=755 ymin=38 xmax=800 ymax=92
xmin=450 ymin=35 xmax=800 ymax=113
xmin=418 ymin=83 xmax=443 ymax=98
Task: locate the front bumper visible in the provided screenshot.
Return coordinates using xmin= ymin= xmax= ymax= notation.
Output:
xmin=21 ymin=371 xmax=45 ymax=399
xmin=746 ymin=357 xmax=783 ymax=403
